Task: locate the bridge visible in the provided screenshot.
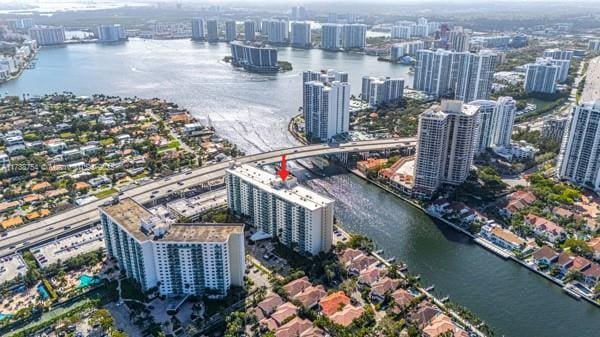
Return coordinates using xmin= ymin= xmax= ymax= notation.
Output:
xmin=0 ymin=138 xmax=416 ymax=257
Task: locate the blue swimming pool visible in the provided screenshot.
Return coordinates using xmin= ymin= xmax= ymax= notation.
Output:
xmin=0 ymin=313 xmax=11 ymax=321
xmin=37 ymin=283 xmax=49 ymax=300
xmin=78 ymin=275 xmax=100 ymax=288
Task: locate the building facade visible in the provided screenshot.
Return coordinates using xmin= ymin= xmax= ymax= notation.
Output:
xmin=95 ymin=24 xmax=126 ymax=42
xmin=413 ymin=101 xmax=480 ymax=198
xmin=341 ymin=24 xmax=367 ymax=49
xmin=206 ymin=19 xmax=219 ymax=42
xmin=303 ymin=76 xmax=351 ymax=141
xmin=226 ymin=164 xmax=334 ymax=255
xmin=321 ymin=24 xmax=342 ymax=50
xmin=29 ymin=26 xmax=65 ymax=45
xmin=524 ymin=60 xmax=559 ymax=94
xmin=225 ymin=20 xmax=237 ymax=42
xmin=244 ymin=20 xmax=256 ymax=41
xmin=263 ymin=19 xmax=288 ymax=44
xmin=361 ymin=76 xmax=405 ymax=107
xmin=230 ymin=41 xmax=279 ymax=73
xmin=541 ymin=116 xmax=569 ymax=141
xmin=391 ymin=41 xmax=424 ymax=61
xmin=100 ymin=198 xmax=245 ymax=297
xmin=290 ymin=22 xmax=311 ymax=48
xmin=191 ymin=18 xmax=205 ymax=41
xmin=557 ymin=100 xmax=600 ymax=193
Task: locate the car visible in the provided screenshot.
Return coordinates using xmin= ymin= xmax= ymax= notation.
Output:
xmin=0 ymin=232 xmax=7 ymax=237
xmin=64 ymin=225 xmax=71 ymax=230
xmin=150 ymin=195 xmax=155 ymax=199
xmin=186 ymin=171 xmax=193 ymax=175
xmin=8 ymin=245 xmax=15 ymax=249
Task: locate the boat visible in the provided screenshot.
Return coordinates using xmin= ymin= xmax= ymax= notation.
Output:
xmin=375 ymin=249 xmax=384 ymax=254
xmin=441 ymin=296 xmax=449 ymax=302
xmin=563 ymin=286 xmax=582 ymax=300
xmin=387 ymin=256 xmax=396 ymax=262
xmin=425 ymin=285 xmax=435 ymax=292
xmin=399 ymin=265 xmax=408 ymax=272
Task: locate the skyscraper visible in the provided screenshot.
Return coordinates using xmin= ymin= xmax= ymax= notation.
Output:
xmin=302 ymin=70 xmax=350 ymax=141
xmin=291 ymin=6 xmax=307 ymax=20
xmin=557 ymin=100 xmax=600 ymax=193
xmin=524 ymin=59 xmax=559 ymax=94
xmin=290 ymin=22 xmax=311 ymax=48
xmin=588 ymin=40 xmax=600 ymax=53
xmin=469 ymin=97 xmax=516 ymax=153
xmin=95 ymin=24 xmax=126 ymax=42
xmin=230 ymin=41 xmax=279 ymax=73
xmin=321 ymin=24 xmax=342 ymax=50
xmin=226 ymin=164 xmax=334 ymax=255
xmin=413 ymin=100 xmax=480 ymax=198
xmin=29 ymin=26 xmax=65 ymax=45
xmin=543 ymin=49 xmax=573 ymax=61
xmin=536 ymin=57 xmax=570 ymax=83
xmin=541 ymin=116 xmax=569 ymax=141
xmin=191 ymin=18 xmax=205 ymax=41
xmin=391 ymin=25 xmax=412 ymax=39
xmin=100 ymin=198 xmax=245 ymax=297
xmin=225 ymin=20 xmax=236 ymax=42
xmin=341 ymin=24 xmax=367 ymax=49
xmin=262 ymin=19 xmax=288 ymax=44
xmin=448 ymin=27 xmax=470 ymax=52
xmin=413 ymin=49 xmax=497 ymax=101
xmin=206 ymin=19 xmax=219 ymax=42
xmin=243 ymin=20 xmax=256 ymax=41
xmin=361 ymin=76 xmax=405 ymax=107
xmin=391 ymin=41 xmax=425 ymax=61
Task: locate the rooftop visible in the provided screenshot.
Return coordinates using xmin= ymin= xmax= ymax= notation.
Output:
xmin=101 ymin=198 xmax=244 ymax=243
xmin=227 ymin=164 xmax=334 ymax=211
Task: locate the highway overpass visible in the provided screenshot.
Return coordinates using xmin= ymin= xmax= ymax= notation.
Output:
xmin=0 ymin=138 xmax=416 ymax=257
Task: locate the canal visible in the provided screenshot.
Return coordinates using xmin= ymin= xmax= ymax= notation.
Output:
xmin=3 ymin=39 xmax=600 ymax=337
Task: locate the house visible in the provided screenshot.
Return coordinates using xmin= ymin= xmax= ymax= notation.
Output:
xmin=569 ymin=256 xmax=591 ymax=273
xmin=283 ymin=276 xmax=312 ymax=298
xmin=298 ymin=326 xmax=328 ymax=337
xmin=501 ymin=190 xmax=537 ymax=217
xmin=274 ymin=317 xmax=313 ymax=337
xmin=257 ymin=293 xmax=285 ymax=317
xmin=329 ymin=305 xmax=364 ymax=327
xmin=557 ymin=252 xmax=574 ymax=275
xmin=0 ymin=152 xmax=9 ymax=167
xmin=260 ymin=302 xmax=299 ymax=331
xmin=428 ymin=199 xmax=450 ymax=214
xmin=1 ymin=216 xmax=23 ymax=229
xmin=0 ymin=201 xmax=20 ymax=214
xmin=525 ymin=214 xmax=566 ymax=243
xmin=391 ymin=288 xmax=414 ymax=314
xmin=292 ymin=285 xmax=326 ymax=309
xmin=409 ymin=302 xmax=441 ymax=328
xmin=46 ymin=140 xmax=67 ymax=154
xmin=339 ymin=248 xmax=363 ymax=265
xmin=587 ymin=237 xmax=600 ymax=261
xmin=358 ymin=266 xmax=383 ymax=286
xmin=346 ymin=254 xmax=378 ymax=275
xmin=582 ymin=263 xmax=600 ymax=286
xmin=532 ymin=246 xmax=559 ymax=266
xmin=356 ymin=158 xmax=387 ymax=174
xmin=74 ymin=181 xmax=90 ymax=191
xmin=319 ymin=291 xmax=350 ymax=317
xmin=480 ymin=223 xmax=526 ymax=252
xmin=370 ymin=277 xmax=400 ymax=302
xmin=422 ymin=313 xmax=469 ymax=337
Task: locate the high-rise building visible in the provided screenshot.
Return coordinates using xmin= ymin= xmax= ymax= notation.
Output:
xmin=391 ymin=25 xmax=412 ymax=39
xmin=8 ymin=18 xmax=34 ymax=31
xmin=29 ymin=26 xmax=65 ymax=46
xmin=243 ymin=20 xmax=256 ymax=41
xmin=100 ymin=198 xmax=245 ymax=297
xmin=291 ymin=6 xmax=307 ymax=20
xmin=469 ymin=97 xmax=516 ymax=153
xmin=448 ymin=27 xmax=470 ymax=52
xmin=226 ymin=164 xmax=334 ymax=255
xmin=510 ymin=34 xmax=528 ymax=48
xmin=225 ymin=20 xmax=236 ymax=42
xmin=413 ymin=49 xmax=497 ymax=101
xmin=95 ymin=24 xmax=126 ymax=42
xmin=230 ymin=41 xmax=279 ymax=73
xmin=206 ymin=19 xmax=219 ymax=42
xmin=417 ymin=17 xmax=428 ymax=25
xmin=557 ymin=100 xmax=600 ymax=193
xmin=543 ymin=49 xmax=573 ymax=61
xmin=588 ymin=40 xmax=600 ymax=53
xmin=541 ymin=116 xmax=569 ymax=141
xmin=391 ymin=41 xmax=425 ymax=61
xmin=262 ymin=19 xmax=288 ymax=44
xmin=321 ymin=24 xmax=342 ymax=50
xmin=191 ymin=18 xmax=205 ymax=41
xmin=290 ymin=22 xmax=311 ymax=48
xmin=341 ymin=24 xmax=367 ymax=49
xmin=524 ymin=59 xmax=559 ymax=94
xmin=302 ymin=69 xmax=350 ymax=141
xmin=412 ymin=100 xmax=480 ymax=198
xmin=414 ymin=24 xmax=429 ymax=37
xmin=536 ymin=56 xmax=570 ymax=83
xmin=361 ymin=76 xmax=405 ymax=107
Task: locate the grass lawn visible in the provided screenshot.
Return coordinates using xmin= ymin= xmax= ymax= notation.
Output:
xmin=158 ymin=140 xmax=180 ymax=153
xmin=94 ymin=188 xmax=118 ymax=199
xmin=100 ymin=138 xmax=115 ymax=146
xmin=132 ymin=172 xmax=148 ymax=180
xmin=59 ymin=132 xmax=76 ymax=139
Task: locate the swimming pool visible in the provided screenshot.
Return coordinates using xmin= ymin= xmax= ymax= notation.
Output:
xmin=37 ymin=283 xmax=49 ymax=300
xmin=78 ymin=275 xmax=100 ymax=288
xmin=0 ymin=313 xmax=11 ymax=321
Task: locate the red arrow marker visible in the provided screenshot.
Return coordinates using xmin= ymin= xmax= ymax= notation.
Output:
xmin=277 ymin=155 xmax=289 ymax=181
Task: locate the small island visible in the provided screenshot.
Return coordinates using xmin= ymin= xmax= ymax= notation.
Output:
xmin=226 ymin=41 xmax=293 ymax=73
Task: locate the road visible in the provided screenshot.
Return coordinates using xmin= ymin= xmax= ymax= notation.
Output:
xmin=582 ymin=56 xmax=600 ymax=102
xmin=0 ymin=138 xmax=416 ymax=257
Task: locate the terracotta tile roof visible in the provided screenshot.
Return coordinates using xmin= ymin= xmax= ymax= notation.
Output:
xmin=587 ymin=237 xmax=600 ymax=253
xmin=358 ymin=266 xmax=383 ymax=285
xmin=532 ymin=246 xmax=559 ymax=261
xmin=347 ymin=255 xmax=378 ymax=273
xmin=557 ymin=252 xmax=574 ymax=266
xmin=526 ymin=214 xmax=564 ymax=236
xmin=422 ymin=313 xmax=469 ymax=337
xmin=275 ymin=317 xmax=313 ymax=337
xmin=74 ymin=182 xmax=90 ymax=190
xmin=25 ymin=209 xmax=50 ymax=220
xmin=271 ymin=302 xmax=298 ymax=326
xmin=45 ymin=188 xmax=69 ymax=198
xmin=283 ymin=276 xmax=312 ymax=298
xmin=583 ymin=263 xmax=600 ymax=279
xmin=329 ymin=305 xmax=364 ymax=327
xmin=319 ymin=291 xmax=350 ymax=317
xmin=410 ymin=303 xmax=441 ymax=328
xmin=0 ymin=201 xmax=20 ymax=212
xmin=339 ymin=248 xmax=363 ymax=264
xmin=257 ymin=293 xmax=285 ymax=316
xmin=292 ymin=285 xmax=326 ymax=309
xmin=370 ymin=277 xmax=400 ymax=297
xmin=30 ymin=181 xmax=51 ymax=191
xmin=299 ymin=326 xmax=327 ymax=337
xmin=259 ymin=318 xmax=279 ymax=332
xmin=391 ymin=288 xmax=414 ymax=313
xmin=22 ymin=193 xmax=44 ymax=203
xmin=1 ymin=216 xmax=23 ymax=229
xmin=570 ymin=256 xmax=591 ymax=272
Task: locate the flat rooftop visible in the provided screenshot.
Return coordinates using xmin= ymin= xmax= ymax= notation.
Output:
xmin=101 ymin=198 xmax=243 ymax=243
xmin=0 ymin=254 xmax=28 ymax=284
xmin=31 ymin=226 xmax=104 ymax=268
xmin=226 ymin=164 xmax=334 ymax=211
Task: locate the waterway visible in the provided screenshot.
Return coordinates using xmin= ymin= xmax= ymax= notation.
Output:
xmin=2 ymin=39 xmax=600 ymax=337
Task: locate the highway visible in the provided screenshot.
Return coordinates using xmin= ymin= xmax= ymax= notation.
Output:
xmin=0 ymin=138 xmax=416 ymax=257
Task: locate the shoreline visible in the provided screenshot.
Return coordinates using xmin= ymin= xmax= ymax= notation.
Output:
xmin=286 ymin=116 xmax=600 ymax=310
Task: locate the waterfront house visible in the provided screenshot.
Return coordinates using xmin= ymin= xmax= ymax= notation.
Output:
xmin=283 ymin=276 xmax=312 ymax=298
xmin=422 ymin=313 xmax=469 ymax=337
xmin=391 ymin=288 xmax=415 ymax=314
xmin=557 ymin=252 xmax=575 ymax=274
xmin=259 ymin=302 xmax=299 ymax=331
xmin=532 ymin=246 xmax=559 ymax=266
xmin=358 ymin=266 xmax=384 ymax=287
xmin=501 ymin=190 xmax=537 ymax=217
xmin=582 ymin=263 xmax=600 ymax=286
xmin=409 ymin=302 xmax=441 ymax=328
xmin=319 ymin=291 xmax=350 ymax=316
xmin=339 ymin=248 xmax=363 ymax=265
xmin=292 ymin=285 xmax=327 ymax=309
xmin=428 ymin=199 xmax=450 ymax=215
xmin=356 ymin=158 xmax=387 ymax=174
xmin=370 ymin=277 xmax=400 ymax=302
xmin=525 ymin=214 xmax=566 ymax=243
xmin=329 ymin=305 xmax=364 ymax=327
xmin=480 ymin=223 xmax=527 ymax=252
xmin=568 ymin=256 xmax=592 ymax=274
xmin=346 ymin=254 xmax=378 ymax=275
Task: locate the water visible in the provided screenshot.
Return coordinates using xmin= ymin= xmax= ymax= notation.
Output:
xmin=37 ymin=283 xmax=49 ymax=300
xmin=78 ymin=274 xmax=100 ymax=288
xmin=3 ymin=39 xmax=600 ymax=337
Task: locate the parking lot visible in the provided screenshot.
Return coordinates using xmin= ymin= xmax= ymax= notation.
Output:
xmin=0 ymin=253 xmax=28 ymax=284
xmin=31 ymin=226 xmax=104 ymax=268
